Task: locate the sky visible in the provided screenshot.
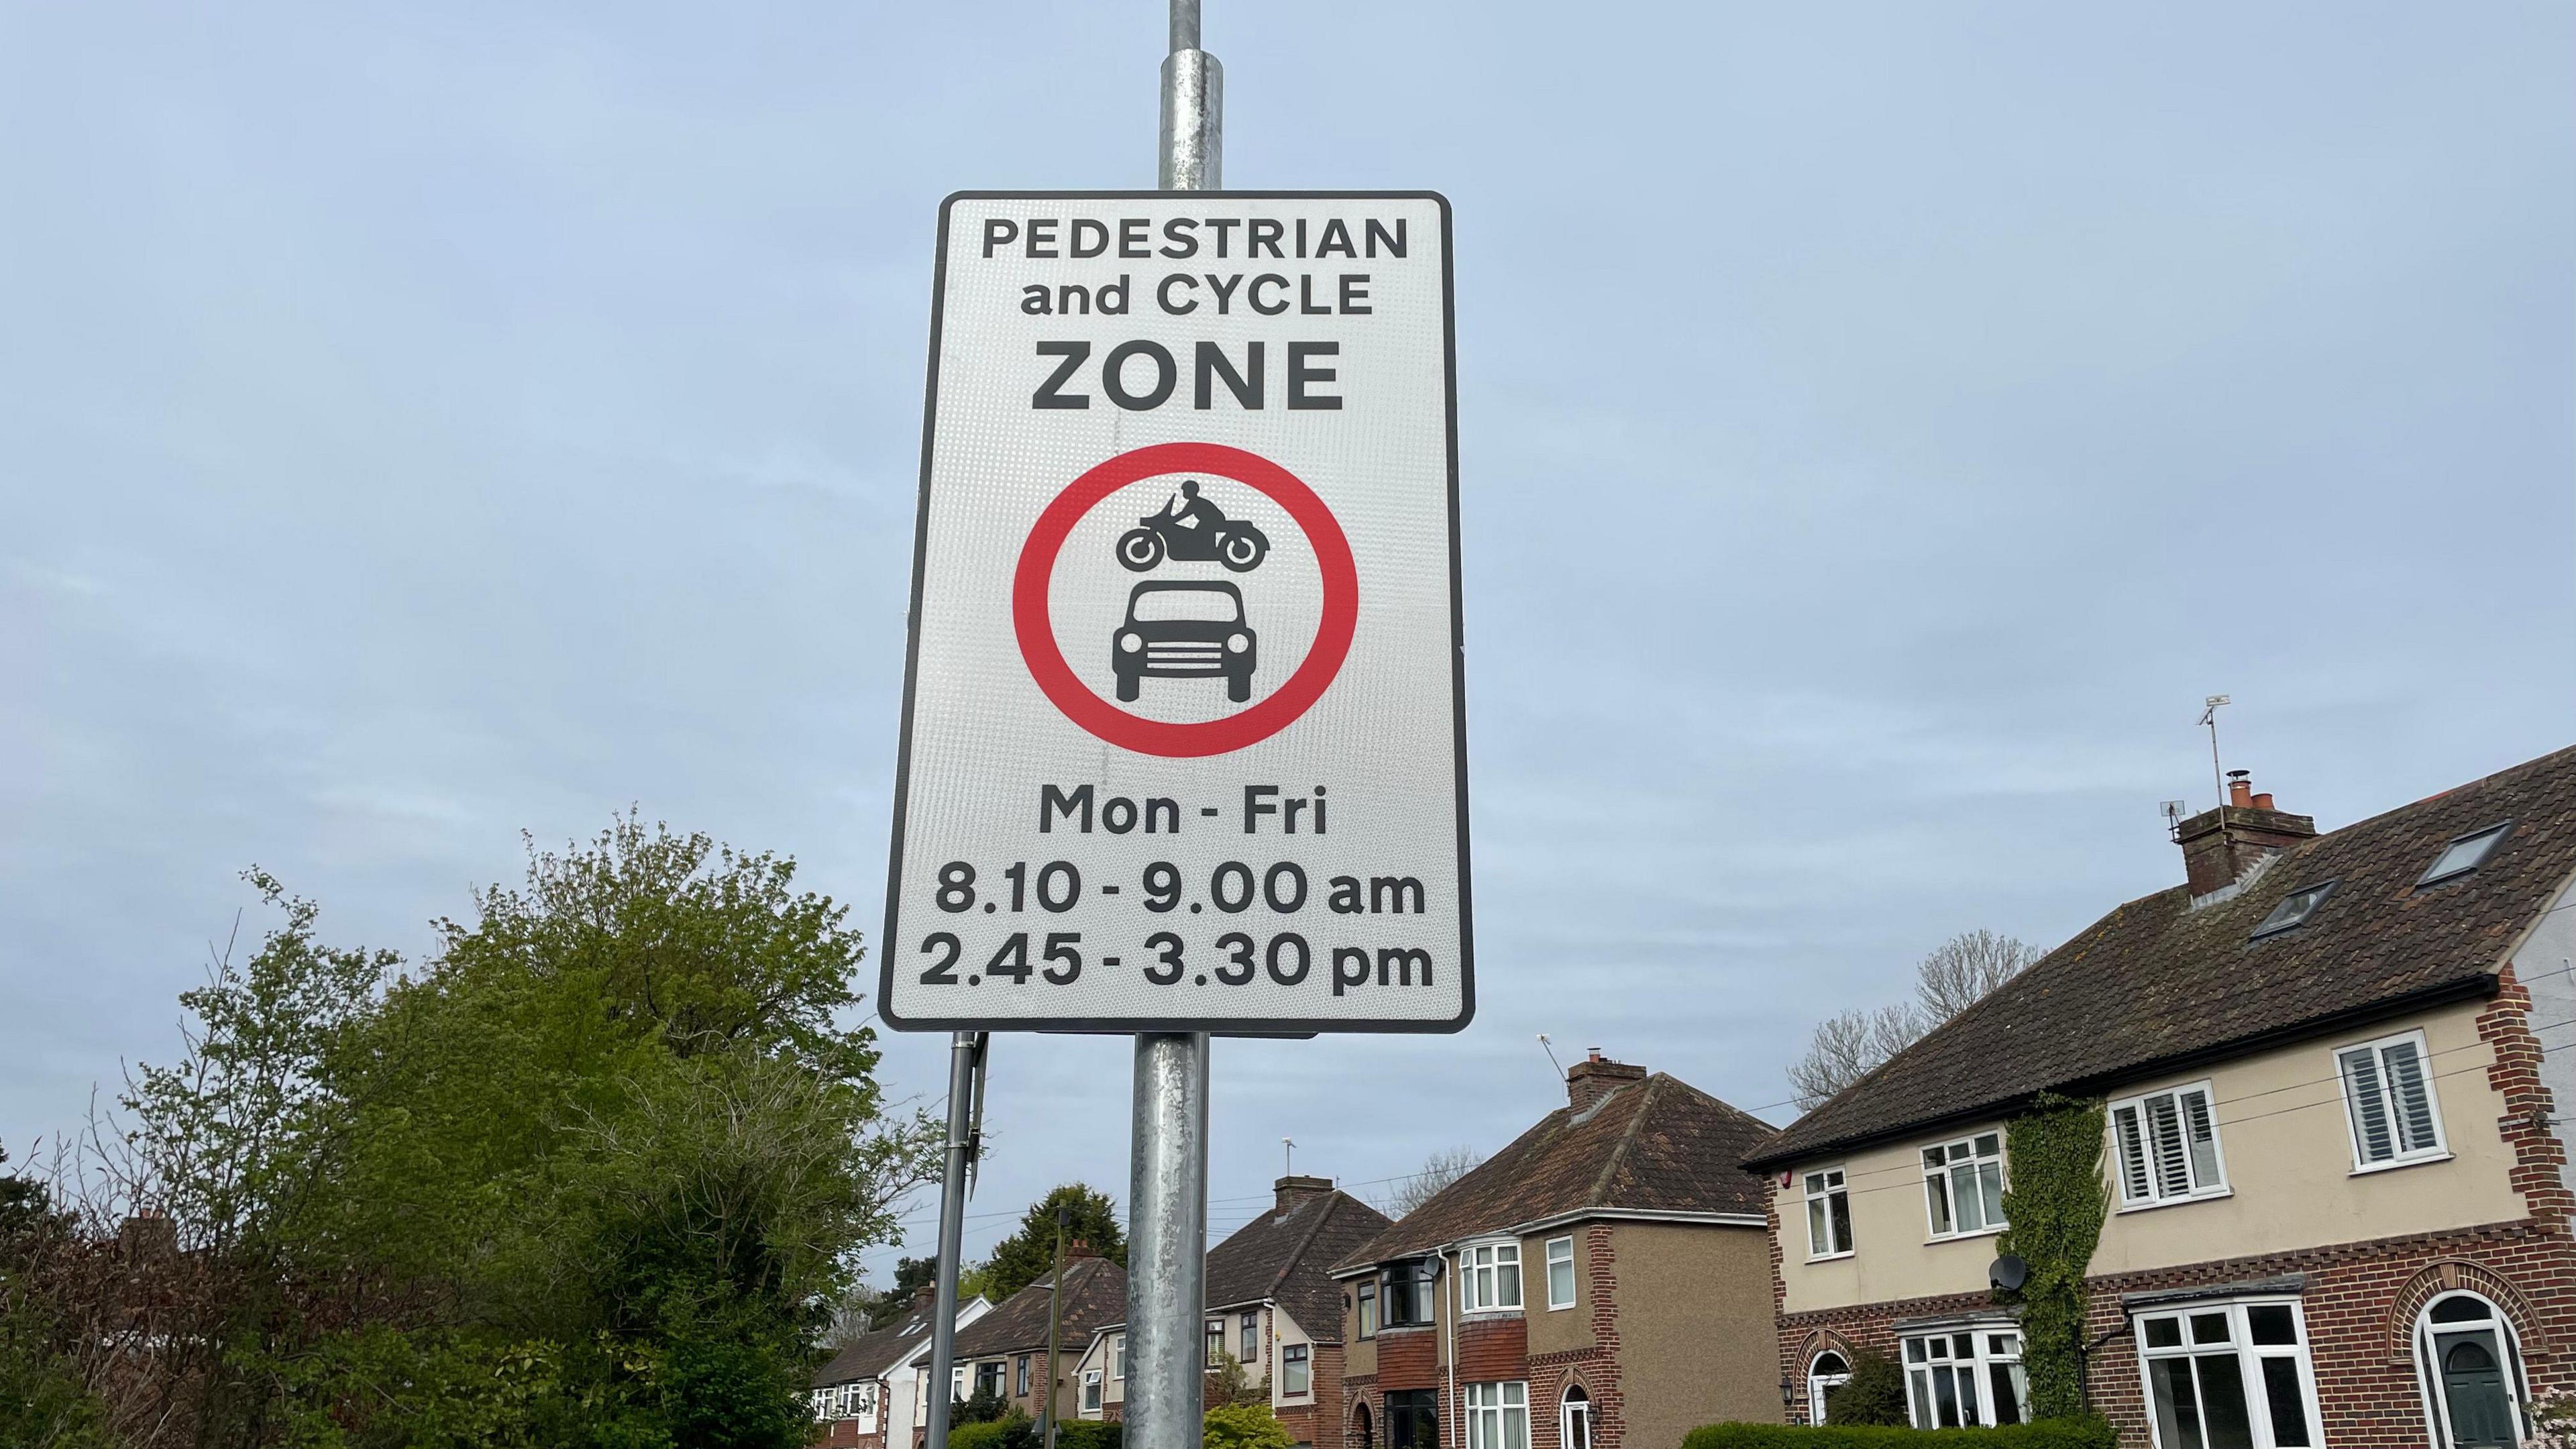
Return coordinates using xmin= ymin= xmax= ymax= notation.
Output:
xmin=3 ymin=1 xmax=2571 ymax=1281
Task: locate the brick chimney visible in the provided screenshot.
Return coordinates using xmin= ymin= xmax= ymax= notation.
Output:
xmin=1566 ymin=1049 xmax=1646 ymax=1114
xmin=914 ymin=1279 xmax=939 ymax=1309
xmin=1064 ymin=1238 xmax=1099 ymax=1261
xmin=117 ymin=1209 xmax=178 ymax=1260
xmin=2176 ymin=770 xmax=2316 ymax=900
xmin=1274 ymin=1174 xmax=1335 ymax=1215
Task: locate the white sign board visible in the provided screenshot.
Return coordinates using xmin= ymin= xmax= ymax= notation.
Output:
xmin=881 ymin=191 xmax=1468 ymax=1033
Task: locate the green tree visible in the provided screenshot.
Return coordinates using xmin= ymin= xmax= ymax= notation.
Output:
xmin=980 ymin=1183 xmax=1125 ymax=1302
xmin=1820 ymin=1349 xmax=1908 ymax=1426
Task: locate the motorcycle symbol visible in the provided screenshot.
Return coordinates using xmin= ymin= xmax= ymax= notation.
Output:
xmin=1116 ymin=480 xmax=1270 ymax=573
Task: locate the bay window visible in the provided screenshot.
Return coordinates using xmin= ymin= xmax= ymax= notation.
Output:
xmin=1902 ymin=1326 xmax=2025 ymax=1428
xmin=1460 ymin=1240 xmax=1523 ymax=1313
xmin=1463 ymin=1381 xmax=1529 ymax=1449
xmin=1923 ymin=1133 xmax=2006 ymax=1238
xmin=2134 ymin=1299 xmax=2320 ymax=1449
xmin=1385 ymin=1259 xmax=1438 ymax=1326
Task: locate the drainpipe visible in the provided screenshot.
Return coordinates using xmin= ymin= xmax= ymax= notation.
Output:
xmin=1444 ymin=1248 xmax=1458 ymax=1449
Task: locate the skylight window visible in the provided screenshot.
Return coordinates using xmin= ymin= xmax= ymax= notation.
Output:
xmin=2251 ymin=881 xmax=2337 ymax=941
xmin=2418 ymin=822 xmax=2512 ymax=887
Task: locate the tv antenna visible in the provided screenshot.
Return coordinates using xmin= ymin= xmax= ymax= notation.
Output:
xmin=1281 ymin=1137 xmax=1295 ymax=1177
xmin=2160 ymin=800 xmax=2188 ymax=839
xmin=1536 ymin=1033 xmax=1567 ymax=1082
xmin=2198 ymin=695 xmax=2231 ymax=822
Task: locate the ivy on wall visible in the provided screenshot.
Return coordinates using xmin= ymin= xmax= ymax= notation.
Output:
xmin=1995 ymin=1092 xmax=2110 ymax=1419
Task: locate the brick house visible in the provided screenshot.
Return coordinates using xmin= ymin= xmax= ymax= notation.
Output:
xmin=1332 ymin=1055 xmax=1782 ymax=1449
xmin=951 ymin=1250 xmax=1126 ymax=1424
xmin=1071 ymin=1175 xmax=1389 ymax=1442
xmin=810 ymin=1291 xmax=994 ymax=1449
xmin=1746 ymin=745 xmax=2576 ymax=1449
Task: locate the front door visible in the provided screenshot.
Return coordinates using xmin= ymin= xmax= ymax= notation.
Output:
xmin=2438 ymin=1334 xmax=2516 ymax=1449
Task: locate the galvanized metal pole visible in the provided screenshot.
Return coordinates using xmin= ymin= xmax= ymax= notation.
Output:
xmin=924 ymin=1031 xmax=979 ymax=1449
xmin=1128 ymin=12 xmax=1221 ymax=1449
xmin=1128 ymin=1032 xmax=1211 ymax=1449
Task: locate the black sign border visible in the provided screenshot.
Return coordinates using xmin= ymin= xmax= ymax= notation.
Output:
xmin=879 ymin=190 xmax=1472 ymax=1035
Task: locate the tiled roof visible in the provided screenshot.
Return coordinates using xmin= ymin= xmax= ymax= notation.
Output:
xmin=1747 ymin=743 xmax=2576 ymax=1169
xmin=814 ymin=1302 xmax=941 ymax=1387
xmin=1336 ymin=1072 xmax=1777 ymax=1269
xmin=1203 ymin=1189 xmax=1391 ymax=1340
xmin=951 ymin=1256 xmax=1127 ymax=1359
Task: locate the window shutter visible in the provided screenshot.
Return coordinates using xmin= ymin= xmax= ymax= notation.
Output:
xmin=2113 ymin=1104 xmax=2152 ymax=1200
xmin=2146 ymin=1093 xmax=2191 ymax=1198
xmin=2180 ymin=1088 xmax=2221 ymax=1189
xmin=2341 ymin=1047 xmax=2394 ymax=1163
xmin=2381 ymin=1041 xmax=2438 ymax=1153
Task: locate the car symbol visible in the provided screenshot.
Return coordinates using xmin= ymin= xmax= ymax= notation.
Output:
xmin=1113 ymin=581 xmax=1256 ymax=704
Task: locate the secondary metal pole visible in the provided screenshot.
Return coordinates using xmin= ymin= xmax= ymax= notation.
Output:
xmin=1128 ymin=1032 xmax=1211 ymax=1449
xmin=1042 ymin=1203 xmax=1067 ymax=1449
xmin=924 ymin=1031 xmax=980 ymax=1449
xmin=1128 ymin=11 xmax=1221 ymax=1449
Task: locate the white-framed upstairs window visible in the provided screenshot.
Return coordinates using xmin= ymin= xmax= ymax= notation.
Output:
xmin=1805 ymin=1167 xmax=1854 ymax=1257
xmin=2337 ymin=1028 xmax=2447 ymax=1172
xmin=1459 ymin=1239 xmax=1523 ymax=1313
xmin=1923 ymin=1133 xmax=2006 ymax=1239
xmin=2110 ymin=1082 xmax=2229 ymax=1208
xmin=1081 ymin=1368 xmax=1104 ymax=1413
xmin=2135 ymin=1299 xmax=2321 ymax=1449
xmin=1544 ymin=1235 xmax=1576 ymax=1309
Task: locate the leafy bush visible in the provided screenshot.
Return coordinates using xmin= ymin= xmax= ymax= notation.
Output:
xmin=1821 ymin=1349 xmax=1907 ymax=1426
xmin=949 ymin=1409 xmax=1035 ymax=1449
xmin=1204 ymin=1401 xmax=1295 ymax=1449
xmin=1056 ymin=1419 xmax=1124 ymax=1449
xmin=1681 ymin=1418 xmax=2117 ymax=1449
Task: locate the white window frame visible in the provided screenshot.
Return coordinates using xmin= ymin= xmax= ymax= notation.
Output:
xmin=1463 ymin=1381 xmax=1529 ymax=1449
xmin=2412 ymin=1290 xmax=2531 ymax=1449
xmin=2336 ymin=1028 xmax=2449 ymax=1173
xmin=850 ymin=1382 xmax=878 ymax=1433
xmin=1281 ymin=1342 xmax=1311 ymax=1397
xmin=1544 ymin=1236 xmax=1576 ymax=1309
xmin=1458 ymin=1239 xmax=1523 ymax=1313
xmin=2133 ymin=1297 xmax=2324 ymax=1449
xmin=1081 ymin=1368 xmax=1104 ymax=1413
xmin=2110 ymin=1081 xmax=2231 ymax=1210
xmin=1900 ymin=1324 xmax=2026 ymax=1428
xmin=1921 ymin=1132 xmax=2007 ymax=1240
xmin=1804 ymin=1166 xmax=1854 ymax=1258
xmin=1112 ymin=1333 xmax=1126 ymax=1381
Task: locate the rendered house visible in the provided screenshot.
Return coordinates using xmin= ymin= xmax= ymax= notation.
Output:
xmin=1071 ymin=1175 xmax=1390 ymax=1442
xmin=810 ymin=1291 xmax=994 ymax=1449
xmin=1332 ymin=1056 xmax=1783 ymax=1449
xmin=950 ymin=1249 xmax=1127 ymax=1424
xmin=1746 ymin=745 xmax=2576 ymax=1449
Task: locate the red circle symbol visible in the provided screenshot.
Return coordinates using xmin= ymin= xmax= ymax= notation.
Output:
xmin=1012 ymin=442 xmax=1358 ymax=758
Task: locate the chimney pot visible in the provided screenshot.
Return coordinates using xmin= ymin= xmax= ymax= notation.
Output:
xmin=1065 ymin=1238 xmax=1097 ymax=1260
xmin=2251 ymin=792 xmax=2273 ymax=810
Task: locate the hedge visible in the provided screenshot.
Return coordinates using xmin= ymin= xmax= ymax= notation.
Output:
xmin=945 ymin=1415 xmax=1122 ymax=1449
xmin=1680 ymin=1417 xmax=2117 ymax=1449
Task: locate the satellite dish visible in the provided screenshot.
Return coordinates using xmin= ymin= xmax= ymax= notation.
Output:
xmin=1989 ymin=1254 xmax=2030 ymax=1293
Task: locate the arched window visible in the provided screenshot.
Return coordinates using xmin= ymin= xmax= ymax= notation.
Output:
xmin=1560 ymin=1385 xmax=1591 ymax=1449
xmin=2416 ymin=1292 xmax=2530 ymax=1449
xmin=1807 ymin=1352 xmax=1851 ymax=1426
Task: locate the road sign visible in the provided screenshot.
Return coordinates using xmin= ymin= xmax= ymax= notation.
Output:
xmin=882 ymin=191 xmax=1468 ymax=1034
